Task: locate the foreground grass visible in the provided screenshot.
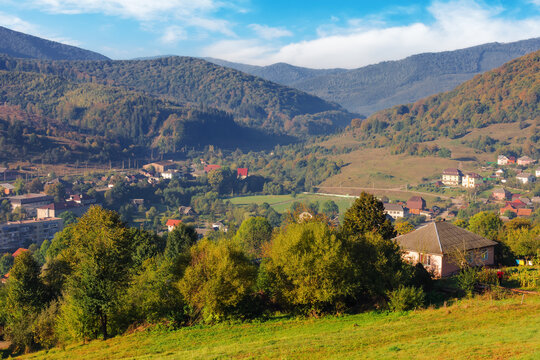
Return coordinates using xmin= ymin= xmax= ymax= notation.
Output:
xmin=20 ymin=295 xmax=540 ymax=360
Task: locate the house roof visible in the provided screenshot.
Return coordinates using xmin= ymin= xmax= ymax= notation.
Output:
xmin=237 ymin=168 xmax=248 ymax=177
xmin=517 ymin=173 xmax=533 ymax=178
xmin=166 ymin=219 xmax=182 ymax=227
xmin=38 ymin=201 xmax=80 ymax=210
xmin=394 ymin=221 xmax=497 ymax=255
xmin=407 ymin=196 xmax=425 ymax=209
xmin=0 ymin=183 xmax=15 ymax=190
xmin=518 ymin=156 xmax=534 ymax=162
xmin=12 ymin=248 xmax=28 ymax=257
xmin=204 ymin=164 xmax=221 ymax=172
xmin=442 ymin=168 xmax=462 ymax=176
xmin=464 ymin=172 xmax=482 ymax=179
xmin=492 ymin=188 xmax=508 ymax=195
xmin=384 ymin=203 xmax=404 ymax=211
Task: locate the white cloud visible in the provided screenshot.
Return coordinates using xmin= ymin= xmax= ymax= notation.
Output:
xmin=161 ymin=25 xmax=186 ymax=44
xmin=203 ymin=0 xmax=540 ymax=68
xmin=248 ymin=24 xmax=292 ymax=40
xmin=0 ymin=11 xmax=38 ymax=33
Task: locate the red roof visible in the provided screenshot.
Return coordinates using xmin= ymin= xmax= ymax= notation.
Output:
xmin=204 ymin=165 xmax=221 ymax=173
xmin=237 ymin=168 xmax=248 ymax=177
xmin=166 ymin=219 xmax=182 ymax=227
xmin=12 ymin=248 xmax=28 ymax=257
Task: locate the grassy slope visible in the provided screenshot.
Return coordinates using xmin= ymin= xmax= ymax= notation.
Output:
xmin=21 ymin=295 xmax=540 ymax=359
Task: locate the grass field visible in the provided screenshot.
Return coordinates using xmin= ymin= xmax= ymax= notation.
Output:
xmin=226 ymin=193 xmax=356 ymax=214
xmin=20 ymin=295 xmax=540 ymax=359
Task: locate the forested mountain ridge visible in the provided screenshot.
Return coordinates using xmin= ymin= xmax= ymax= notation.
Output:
xmin=208 ymin=38 xmax=540 ymax=116
xmin=0 ymin=55 xmax=356 ymax=136
xmin=0 ymin=26 xmax=109 ymax=61
xmin=353 ymin=50 xmax=540 ymax=156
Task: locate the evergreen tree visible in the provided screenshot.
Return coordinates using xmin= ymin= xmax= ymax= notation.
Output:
xmin=341 ymin=192 xmax=396 ymax=240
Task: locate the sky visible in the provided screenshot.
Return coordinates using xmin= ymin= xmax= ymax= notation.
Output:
xmin=0 ymin=0 xmax=539 ymax=68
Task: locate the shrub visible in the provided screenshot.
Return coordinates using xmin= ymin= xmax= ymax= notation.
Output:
xmin=456 ymin=267 xmax=478 ymax=297
xmin=476 ymin=268 xmax=499 ymax=285
xmin=387 ymin=286 xmax=425 ymax=312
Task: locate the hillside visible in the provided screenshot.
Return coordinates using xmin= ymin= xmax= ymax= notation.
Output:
xmin=0 ymin=70 xmax=285 ymax=162
xmin=0 ymin=55 xmax=355 ymax=136
xmin=19 ymin=296 xmax=540 ymax=360
xmin=209 ymin=38 xmax=540 ymax=115
xmin=0 ymin=26 xmax=109 ymax=61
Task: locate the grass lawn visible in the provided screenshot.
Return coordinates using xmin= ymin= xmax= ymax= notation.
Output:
xmin=20 ymin=295 xmax=540 ymax=359
xmin=226 ymin=193 xmax=355 ymax=214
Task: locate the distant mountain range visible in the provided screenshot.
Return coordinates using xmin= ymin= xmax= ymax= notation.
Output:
xmin=0 ymin=26 xmax=109 ymax=61
xmin=206 ymin=38 xmax=540 ymax=115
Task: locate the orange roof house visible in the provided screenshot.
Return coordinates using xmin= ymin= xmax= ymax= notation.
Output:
xmin=204 ymin=164 xmax=221 ymax=173
xmin=166 ymin=219 xmax=182 ymax=232
xmin=12 ymin=248 xmax=28 ymax=257
xmin=237 ymin=168 xmax=248 ymax=179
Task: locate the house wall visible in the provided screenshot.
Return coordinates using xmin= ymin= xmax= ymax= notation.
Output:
xmin=440 ymin=246 xmax=495 ymax=277
xmin=402 ymin=251 xmax=442 ymax=278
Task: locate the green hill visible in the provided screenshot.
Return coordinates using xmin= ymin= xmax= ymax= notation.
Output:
xmin=18 ymin=296 xmax=540 ymax=360
xmin=0 ymin=55 xmax=355 ymax=136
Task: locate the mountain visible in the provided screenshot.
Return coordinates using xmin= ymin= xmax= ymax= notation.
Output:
xmin=353 ymin=49 xmax=539 ymax=153
xmin=207 ymin=38 xmax=540 ymax=116
xmin=205 ymin=57 xmax=347 ymax=85
xmin=0 ymin=55 xmax=356 ymax=136
xmin=0 ymin=26 xmax=109 ymax=61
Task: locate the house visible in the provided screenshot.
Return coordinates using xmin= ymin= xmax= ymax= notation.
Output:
xmin=516 ymin=173 xmax=535 ymax=184
xmin=500 ymin=203 xmax=532 ymax=217
xmin=143 ymin=160 xmax=175 ymax=173
xmin=166 ymin=219 xmax=182 ymax=232
xmin=12 ymin=248 xmax=28 ymax=257
xmin=9 ymin=194 xmax=54 ymax=216
xmin=69 ymin=194 xmax=97 ymax=206
xmin=178 ymin=206 xmax=196 ymax=216
xmin=0 ymin=168 xmax=20 ymax=181
xmin=407 ymin=196 xmax=426 ymax=215
xmin=492 ymin=188 xmax=511 ymax=201
xmin=441 ymin=168 xmax=463 ymax=186
xmin=0 ymin=183 xmax=15 ymax=195
xmin=131 ymin=199 xmax=145 ymax=206
xmin=531 ymin=196 xmax=540 ymax=205
xmin=536 ymin=168 xmax=540 ymax=177
xmin=394 ymin=221 xmax=497 ymax=277
xmin=497 ymin=155 xmax=510 ymax=165
xmin=0 ymin=217 xmax=64 ymax=253
xmin=161 ymin=170 xmax=182 ymax=180
xmin=204 ymin=164 xmax=221 ymax=173
xmin=495 ymin=169 xmax=504 ymax=178
xmin=383 ymin=203 xmax=406 ymax=219
xmin=37 ymin=201 xmax=90 ymax=219
xmin=462 ymin=173 xmax=483 ymax=188
xmin=237 ymin=168 xmax=248 ymax=179
xmin=517 ymin=156 xmax=535 ymax=166
xmin=212 ymin=221 xmax=227 ymax=232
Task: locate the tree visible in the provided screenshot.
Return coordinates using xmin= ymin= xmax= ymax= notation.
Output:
xmin=504 ymin=225 xmax=540 ymax=261
xmin=45 ymin=182 xmax=66 ymax=203
xmin=129 ymin=228 xmax=165 ymax=269
xmin=395 ymin=221 xmax=414 ymax=235
xmin=165 ymin=224 xmax=198 ymax=259
xmin=26 ymin=178 xmax=43 ymax=193
xmin=321 ymin=200 xmax=339 ymax=217
xmin=13 ymin=177 xmax=25 ymax=195
xmin=60 ymin=206 xmax=133 ymax=340
xmin=468 ymin=211 xmax=503 ymax=241
xmin=59 ymin=211 xmax=78 ymax=225
xmin=262 ymin=221 xmax=353 ymax=313
xmin=0 ymin=253 xmax=14 ymax=276
xmin=234 ymin=217 xmax=272 ymax=258
xmin=341 ymin=192 xmax=395 ymax=240
xmin=178 ymin=239 xmax=257 ymax=322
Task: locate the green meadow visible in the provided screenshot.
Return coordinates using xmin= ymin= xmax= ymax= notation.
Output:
xmin=20 ymin=295 xmax=540 ymax=360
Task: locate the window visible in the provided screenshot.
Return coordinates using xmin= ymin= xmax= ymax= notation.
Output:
xmin=419 ymin=253 xmax=431 ymax=266
xmin=481 ymin=250 xmax=488 ymax=261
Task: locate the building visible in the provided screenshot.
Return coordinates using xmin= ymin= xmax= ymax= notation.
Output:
xmin=161 ymin=170 xmax=182 ymax=180
xmin=212 ymin=221 xmax=228 ymax=232
xmin=68 ymin=194 xmax=97 ymax=206
xmin=497 ymin=155 xmax=509 ymax=165
xmin=407 ymin=196 xmax=426 ymax=215
xmin=36 ymin=201 xmax=89 ymax=219
xmin=536 ymin=168 xmax=540 ymax=177
xmin=237 ymin=168 xmax=248 ymax=179
xmin=492 ymin=188 xmax=511 ymax=201
xmin=383 ymin=203 xmax=406 ymax=219
xmin=0 ymin=183 xmax=15 ymax=195
xmin=495 ymin=169 xmax=504 ymax=178
xmin=204 ymin=164 xmax=221 ymax=173
xmin=0 ymin=168 xmax=20 ymax=181
xmin=394 ymin=221 xmax=497 ymax=277
xmin=166 ymin=219 xmax=182 ymax=232
xmin=143 ymin=160 xmax=175 ymax=173
xmin=500 ymin=199 xmax=532 ymax=217
xmin=441 ymin=168 xmax=463 ymax=186
xmin=517 ymin=156 xmax=535 ymax=166
xmin=516 ymin=173 xmax=535 ymax=184
xmin=0 ymin=217 xmax=63 ymax=253
xmin=178 ymin=206 xmax=196 ymax=216
xmin=462 ymin=173 xmax=483 ymax=188
xmin=9 ymin=194 xmax=54 ymax=216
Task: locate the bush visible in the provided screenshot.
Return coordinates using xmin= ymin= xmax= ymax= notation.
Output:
xmin=456 ymin=267 xmax=478 ymax=297
xmin=387 ymin=286 xmax=425 ymax=312
xmin=476 ymin=268 xmax=499 ymax=285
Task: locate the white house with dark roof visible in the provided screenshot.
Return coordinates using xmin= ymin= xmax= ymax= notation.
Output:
xmin=442 ymin=168 xmax=463 ymax=186
xmin=516 ymin=173 xmax=535 ymax=184
xmin=394 ymin=221 xmax=497 ymax=277
xmin=383 ymin=203 xmax=406 ymax=219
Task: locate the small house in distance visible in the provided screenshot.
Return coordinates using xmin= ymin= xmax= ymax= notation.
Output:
xmin=166 ymin=219 xmax=182 ymax=232
xmin=516 ymin=173 xmax=535 ymax=184
xmin=517 ymin=156 xmax=535 ymax=166
xmin=394 ymin=221 xmax=497 ymax=277
xmin=204 ymin=164 xmax=221 ymax=173
xmin=492 ymin=188 xmax=511 ymax=201
xmin=383 ymin=203 xmax=406 ymax=219
xmin=237 ymin=168 xmax=248 ymax=179
xmin=462 ymin=173 xmax=483 ymax=188
xmin=441 ymin=168 xmax=462 ymax=186
xmin=144 ymin=160 xmax=175 ymax=174
xmin=407 ymin=196 xmax=425 ymax=215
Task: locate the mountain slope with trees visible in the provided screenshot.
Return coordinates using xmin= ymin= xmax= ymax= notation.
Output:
xmin=0 ymin=55 xmax=355 ymax=136
xmin=208 ymin=38 xmax=540 ymax=116
xmin=0 ymin=26 xmax=109 ymax=61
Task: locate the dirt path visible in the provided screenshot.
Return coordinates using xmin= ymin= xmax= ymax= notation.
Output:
xmin=315 ymin=186 xmax=452 ymax=200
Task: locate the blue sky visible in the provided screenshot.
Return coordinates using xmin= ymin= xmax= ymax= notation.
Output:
xmin=0 ymin=0 xmax=539 ymax=68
